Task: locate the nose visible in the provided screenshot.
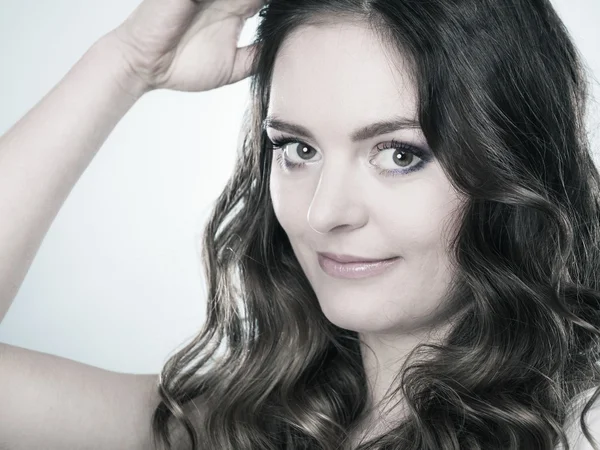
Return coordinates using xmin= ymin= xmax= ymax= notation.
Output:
xmin=307 ymin=161 xmax=368 ymax=235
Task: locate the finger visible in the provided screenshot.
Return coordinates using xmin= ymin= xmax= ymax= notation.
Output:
xmin=227 ymin=42 xmax=260 ymax=85
xmin=204 ymin=0 xmax=268 ymax=19
xmin=238 ymin=0 xmax=269 ymax=19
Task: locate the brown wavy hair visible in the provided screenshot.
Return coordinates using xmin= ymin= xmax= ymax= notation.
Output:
xmin=150 ymin=0 xmax=600 ymax=448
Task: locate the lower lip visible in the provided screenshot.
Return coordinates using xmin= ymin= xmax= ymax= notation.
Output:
xmin=317 ymin=254 xmax=401 ymax=279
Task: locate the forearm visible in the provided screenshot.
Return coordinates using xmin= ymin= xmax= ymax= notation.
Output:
xmin=0 ymin=34 xmax=148 ymax=323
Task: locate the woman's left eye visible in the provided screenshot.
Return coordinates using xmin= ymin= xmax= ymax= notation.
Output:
xmin=369 ymin=140 xmax=432 ymax=177
xmin=267 ymin=136 xmax=431 ymax=177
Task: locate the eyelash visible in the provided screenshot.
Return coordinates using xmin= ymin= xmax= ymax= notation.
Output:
xmin=267 ymin=136 xmax=431 ymax=178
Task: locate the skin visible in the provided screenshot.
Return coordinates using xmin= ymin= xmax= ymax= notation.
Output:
xmin=266 ymin=21 xmax=467 ymax=442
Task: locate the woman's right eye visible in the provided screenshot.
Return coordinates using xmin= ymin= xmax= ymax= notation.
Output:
xmin=268 ymin=137 xmax=321 ymax=167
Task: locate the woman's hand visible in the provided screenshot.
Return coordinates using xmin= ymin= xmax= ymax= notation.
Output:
xmin=108 ymin=0 xmax=266 ymax=94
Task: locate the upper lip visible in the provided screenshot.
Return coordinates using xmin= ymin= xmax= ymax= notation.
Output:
xmin=318 ymin=252 xmax=399 ymax=263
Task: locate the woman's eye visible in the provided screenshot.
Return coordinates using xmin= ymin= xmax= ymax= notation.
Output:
xmin=281 ymin=142 xmax=320 ymax=164
xmin=268 ymin=136 xmax=431 ymax=177
xmin=370 ymin=146 xmax=421 ymax=171
xmin=368 ymin=140 xmax=432 ymax=177
xmin=268 ymin=137 xmax=321 ymax=169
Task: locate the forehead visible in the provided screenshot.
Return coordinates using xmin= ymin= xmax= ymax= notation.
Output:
xmin=268 ymin=22 xmax=417 ymax=128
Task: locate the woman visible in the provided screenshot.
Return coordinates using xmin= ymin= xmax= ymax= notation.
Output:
xmin=0 ymin=0 xmax=599 ymax=449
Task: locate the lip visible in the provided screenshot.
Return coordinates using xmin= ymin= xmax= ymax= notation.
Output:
xmin=318 ymin=252 xmax=398 ymax=263
xmin=317 ymin=253 xmax=401 ymax=279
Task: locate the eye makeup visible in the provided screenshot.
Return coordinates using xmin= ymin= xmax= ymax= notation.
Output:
xmin=267 ymin=135 xmax=433 ymax=178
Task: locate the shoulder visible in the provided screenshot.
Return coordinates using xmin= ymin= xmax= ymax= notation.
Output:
xmin=0 ymin=343 xmax=160 ymax=450
xmin=560 ymin=387 xmax=600 ymax=450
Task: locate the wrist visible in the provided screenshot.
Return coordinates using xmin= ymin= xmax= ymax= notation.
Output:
xmin=90 ymin=33 xmax=151 ymax=101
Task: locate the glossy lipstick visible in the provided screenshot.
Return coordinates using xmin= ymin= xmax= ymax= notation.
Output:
xmin=317 ymin=253 xmax=401 ymax=279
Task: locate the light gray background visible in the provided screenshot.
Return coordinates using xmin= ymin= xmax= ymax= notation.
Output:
xmin=0 ymin=1 xmax=598 ymax=374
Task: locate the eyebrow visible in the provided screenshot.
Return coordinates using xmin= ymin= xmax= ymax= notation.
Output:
xmin=262 ymin=115 xmax=422 ymax=143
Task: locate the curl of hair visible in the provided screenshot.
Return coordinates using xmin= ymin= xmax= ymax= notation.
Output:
xmin=150 ymin=0 xmax=600 ymax=448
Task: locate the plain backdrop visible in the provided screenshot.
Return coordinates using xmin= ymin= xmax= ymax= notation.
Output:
xmin=0 ymin=0 xmax=599 ymax=374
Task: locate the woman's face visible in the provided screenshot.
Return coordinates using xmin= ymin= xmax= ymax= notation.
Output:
xmin=267 ymin=21 xmax=466 ymax=334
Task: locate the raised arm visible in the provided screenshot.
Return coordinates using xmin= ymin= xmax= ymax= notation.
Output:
xmin=0 ymin=0 xmax=264 ymax=448
xmin=0 ymin=36 xmax=146 ymax=322
xmin=0 ymin=0 xmax=263 ymax=324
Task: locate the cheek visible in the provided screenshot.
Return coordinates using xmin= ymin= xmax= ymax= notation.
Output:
xmin=379 ymin=181 xmax=464 ymax=251
xmin=375 ymin=186 xmax=437 ymax=235
xmin=269 ymin=171 xmax=308 ymax=235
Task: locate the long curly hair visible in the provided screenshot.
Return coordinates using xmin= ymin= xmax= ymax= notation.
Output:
xmin=149 ymin=0 xmax=600 ymax=448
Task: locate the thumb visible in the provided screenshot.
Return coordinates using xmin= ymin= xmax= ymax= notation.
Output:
xmin=227 ymin=42 xmax=260 ymax=86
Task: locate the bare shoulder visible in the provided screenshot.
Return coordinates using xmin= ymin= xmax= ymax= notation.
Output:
xmin=0 ymin=343 xmax=161 ymax=450
xmin=561 ymin=386 xmax=600 ymax=450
